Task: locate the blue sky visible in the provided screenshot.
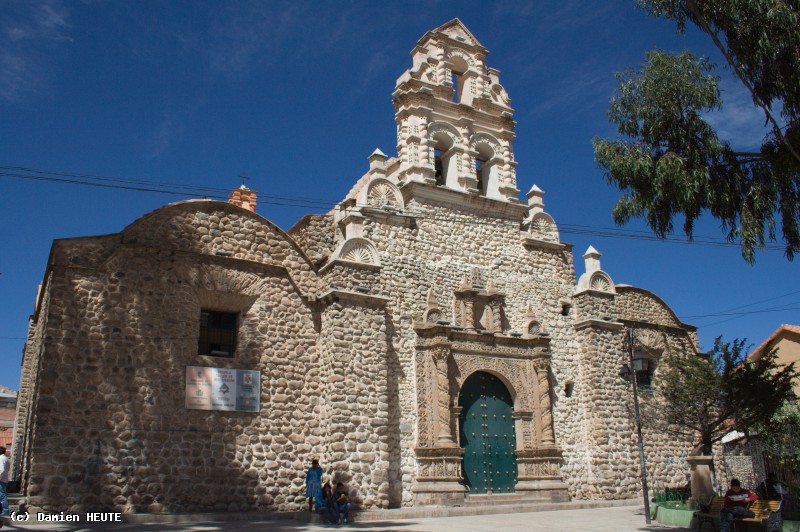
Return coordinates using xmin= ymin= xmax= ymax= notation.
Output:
xmin=1 ymin=0 xmax=797 ymax=391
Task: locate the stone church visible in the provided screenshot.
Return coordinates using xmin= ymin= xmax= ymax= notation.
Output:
xmin=14 ymin=20 xmax=699 ymax=513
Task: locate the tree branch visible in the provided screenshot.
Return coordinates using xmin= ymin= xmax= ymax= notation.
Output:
xmin=684 ymin=0 xmax=800 ymax=166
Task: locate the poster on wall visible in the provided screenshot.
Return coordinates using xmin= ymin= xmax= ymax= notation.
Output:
xmin=185 ymin=366 xmax=260 ymax=412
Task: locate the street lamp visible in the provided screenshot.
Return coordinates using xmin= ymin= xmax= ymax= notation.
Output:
xmin=619 ymin=329 xmax=651 ymax=525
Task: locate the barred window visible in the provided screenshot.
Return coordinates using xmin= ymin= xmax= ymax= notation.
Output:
xmin=198 ymin=310 xmax=237 ymax=357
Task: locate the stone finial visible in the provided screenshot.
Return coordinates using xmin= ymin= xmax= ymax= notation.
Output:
xmin=526 ymin=185 xmax=544 ymax=209
xmin=426 ymin=287 xmax=437 ymax=309
xmin=485 ymin=280 xmax=497 ymax=295
xmin=459 ymin=274 xmax=471 ymax=291
xmin=583 ymin=246 xmax=601 ymax=274
xmin=369 ymin=148 xmax=388 ymax=170
xmin=228 ymin=185 xmax=257 ymax=212
xmin=525 ymin=302 xmax=536 ymax=319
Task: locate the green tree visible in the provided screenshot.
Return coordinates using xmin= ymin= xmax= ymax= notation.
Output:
xmin=753 ymin=397 xmax=800 ymax=443
xmin=593 ymin=1 xmax=800 ymax=263
xmin=646 ymin=337 xmax=796 ymax=454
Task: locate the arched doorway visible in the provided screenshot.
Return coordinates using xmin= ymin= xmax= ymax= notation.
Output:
xmin=459 ymin=371 xmax=518 ymax=494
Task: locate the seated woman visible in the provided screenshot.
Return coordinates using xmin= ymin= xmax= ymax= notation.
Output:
xmin=332 ymin=482 xmax=351 ymax=525
xmin=316 ymin=482 xmax=334 ymax=523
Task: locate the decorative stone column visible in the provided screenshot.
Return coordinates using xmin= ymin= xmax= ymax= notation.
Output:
xmin=463 ymin=293 xmax=475 ymax=331
xmin=488 ymin=297 xmax=503 ymax=333
xmin=687 ymin=456 xmax=715 ymax=507
xmin=532 ymin=357 xmax=555 ymax=445
xmin=432 ymin=345 xmax=455 ymax=444
xmin=514 ymin=356 xmax=569 ymax=501
xmin=414 ymin=336 xmax=466 ymax=507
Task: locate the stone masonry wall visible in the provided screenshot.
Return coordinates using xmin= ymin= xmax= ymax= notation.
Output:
xmin=12 ymin=273 xmax=52 ymax=483
xmin=358 ymin=196 xmax=580 ymax=504
xmin=18 ymin=194 xmax=700 ymax=511
xmin=20 ymin=203 xmax=326 ymax=513
xmin=317 ymin=295 xmax=401 ymax=508
xmin=352 ymin=191 xmax=694 ymax=504
xmin=288 ymin=214 xmax=336 ymax=264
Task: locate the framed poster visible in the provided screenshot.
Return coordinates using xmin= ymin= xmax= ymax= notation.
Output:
xmin=185 ymin=366 xmax=260 ymax=412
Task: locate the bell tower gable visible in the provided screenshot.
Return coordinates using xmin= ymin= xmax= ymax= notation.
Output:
xmin=392 ymin=19 xmax=521 ymax=205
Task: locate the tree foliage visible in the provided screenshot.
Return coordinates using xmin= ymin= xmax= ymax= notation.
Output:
xmin=593 ymin=1 xmax=800 ymax=263
xmin=644 ymin=337 xmax=796 ymax=454
xmin=753 ymin=397 xmax=800 ymax=444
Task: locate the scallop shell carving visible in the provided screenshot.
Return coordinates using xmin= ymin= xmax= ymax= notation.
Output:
xmin=426 ymin=309 xmax=442 ymax=323
xmin=532 ymin=216 xmax=556 ymax=241
xmin=343 ymin=244 xmax=374 ymax=264
xmin=368 ymin=183 xmax=397 ymax=207
xmin=527 ymin=321 xmax=541 ymax=335
xmin=590 ymin=274 xmax=611 ymax=292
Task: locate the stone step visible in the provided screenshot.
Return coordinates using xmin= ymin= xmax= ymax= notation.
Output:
xmin=463 ymin=494 xmax=553 ymax=506
xmin=0 ymin=499 xmax=641 ymax=527
xmin=293 ymin=498 xmax=640 ymax=523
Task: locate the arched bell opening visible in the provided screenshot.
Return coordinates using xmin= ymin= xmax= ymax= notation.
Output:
xmin=473 ymin=142 xmax=496 ymax=196
xmin=450 ymin=55 xmax=469 ymax=103
xmin=458 ymin=371 xmax=518 ymax=494
xmin=431 ymin=130 xmax=457 ymax=187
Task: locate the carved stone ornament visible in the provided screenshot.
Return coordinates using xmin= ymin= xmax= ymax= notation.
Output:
xmin=415 ymin=351 xmax=436 ymax=447
xmin=635 ymin=328 xmax=667 ymax=354
xmin=423 ymin=287 xmax=446 ymax=325
xmin=589 ymin=273 xmax=612 ymax=292
xmin=426 ymin=309 xmax=442 ymax=323
xmin=530 ymin=213 xmax=559 ymax=242
xmin=334 ymin=237 xmax=380 ymax=267
xmin=454 ymin=355 xmax=532 ymax=413
xmin=366 ymin=179 xmax=404 ymax=209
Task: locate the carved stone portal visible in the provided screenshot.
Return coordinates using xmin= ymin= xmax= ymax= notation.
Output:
xmin=413 ymin=323 xmax=569 ymax=505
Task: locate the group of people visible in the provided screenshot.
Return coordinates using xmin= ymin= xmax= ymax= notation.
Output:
xmin=305 ymin=459 xmax=351 ymax=525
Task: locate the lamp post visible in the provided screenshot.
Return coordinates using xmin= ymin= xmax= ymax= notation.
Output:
xmin=619 ymin=328 xmax=651 ymax=525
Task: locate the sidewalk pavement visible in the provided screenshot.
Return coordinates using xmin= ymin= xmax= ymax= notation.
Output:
xmin=0 ymin=505 xmax=695 ymax=532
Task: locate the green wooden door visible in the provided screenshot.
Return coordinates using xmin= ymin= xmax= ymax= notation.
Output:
xmin=459 ymin=372 xmax=517 ymax=494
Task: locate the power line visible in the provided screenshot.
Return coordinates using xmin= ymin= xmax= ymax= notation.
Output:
xmin=1 ymin=164 xmax=787 ymax=251
xmin=679 ymin=290 xmax=800 ymax=319
xmin=680 ymin=305 xmax=800 ymax=319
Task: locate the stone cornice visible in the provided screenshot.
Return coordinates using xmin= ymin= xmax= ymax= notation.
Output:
xmin=414 ymin=446 xmax=465 ymax=458
xmin=393 ymin=88 xmax=516 ymax=131
xmin=573 ymin=319 xmax=624 ymax=331
xmin=520 ymin=234 xmax=570 ymax=251
xmin=358 ymin=206 xmax=418 ymax=228
xmin=415 ymin=324 xmax=551 ymax=359
xmin=318 ymin=258 xmax=382 ymax=274
xmin=573 ymin=288 xmax=616 ymax=299
xmin=316 ymin=288 xmax=390 ymax=307
xmin=617 ymin=318 xmax=698 ymax=334
xmin=398 ymin=181 xmax=527 ymax=219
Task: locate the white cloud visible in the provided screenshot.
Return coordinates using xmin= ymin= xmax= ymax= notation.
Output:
xmin=704 ymin=77 xmax=774 ymax=151
xmin=0 ymin=0 xmax=71 ymax=102
xmin=205 ymin=1 xmax=306 ymax=78
xmin=145 ymin=114 xmax=180 ymax=159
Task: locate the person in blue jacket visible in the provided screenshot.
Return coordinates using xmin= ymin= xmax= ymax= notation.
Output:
xmin=305 ymin=459 xmax=323 ymax=512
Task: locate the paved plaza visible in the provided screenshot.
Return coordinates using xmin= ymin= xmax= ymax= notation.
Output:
xmin=1 ymin=505 xmax=695 ymax=532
